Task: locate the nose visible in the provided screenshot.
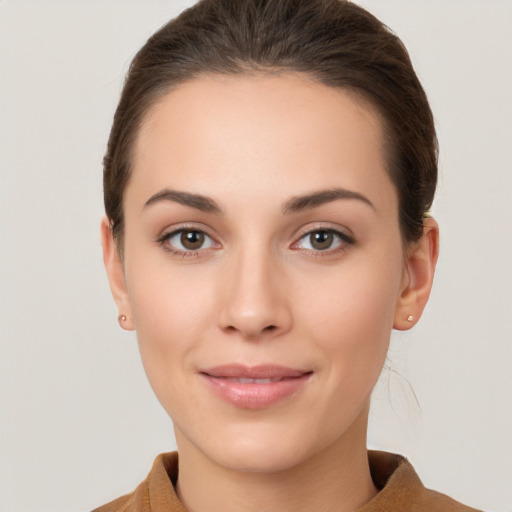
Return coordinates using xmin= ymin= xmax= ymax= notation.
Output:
xmin=217 ymin=248 xmax=292 ymax=340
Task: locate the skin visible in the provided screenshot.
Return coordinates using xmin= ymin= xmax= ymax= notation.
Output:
xmin=102 ymin=73 xmax=438 ymax=512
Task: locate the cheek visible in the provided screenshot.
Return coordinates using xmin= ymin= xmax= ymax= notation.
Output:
xmin=124 ymin=252 xmax=217 ymax=389
xmin=296 ymin=252 xmax=403 ymax=381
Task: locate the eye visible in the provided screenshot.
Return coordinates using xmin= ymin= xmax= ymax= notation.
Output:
xmin=161 ymin=229 xmax=216 ymax=253
xmin=294 ymin=229 xmax=353 ymax=252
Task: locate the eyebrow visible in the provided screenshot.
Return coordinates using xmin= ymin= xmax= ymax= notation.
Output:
xmin=283 ymin=188 xmax=375 ymax=213
xmin=143 ymin=189 xmax=222 ymax=214
xmin=143 ymin=186 xmax=375 ymax=215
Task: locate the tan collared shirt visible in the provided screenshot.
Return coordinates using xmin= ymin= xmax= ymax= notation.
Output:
xmin=93 ymin=451 xmax=480 ymax=511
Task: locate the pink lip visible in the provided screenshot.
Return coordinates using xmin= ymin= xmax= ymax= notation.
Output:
xmin=200 ymin=364 xmax=313 ymax=409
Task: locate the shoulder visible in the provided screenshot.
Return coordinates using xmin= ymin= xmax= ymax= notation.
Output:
xmin=365 ymin=451 xmax=481 ymax=512
xmin=92 ymin=491 xmax=138 ymax=512
xmin=91 ymin=452 xmax=183 ymax=512
xmin=91 ymin=478 xmax=149 ymax=512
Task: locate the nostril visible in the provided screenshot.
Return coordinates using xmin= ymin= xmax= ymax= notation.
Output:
xmin=263 ymin=325 xmax=277 ymax=332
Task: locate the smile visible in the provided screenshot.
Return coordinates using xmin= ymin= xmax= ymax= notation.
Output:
xmin=224 ymin=377 xmax=280 ymax=384
xmin=200 ymin=364 xmax=313 ymax=409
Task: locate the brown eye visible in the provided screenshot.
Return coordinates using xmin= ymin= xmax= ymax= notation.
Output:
xmin=294 ymin=228 xmax=353 ymax=253
xmin=180 ymin=230 xmax=205 ymax=250
xmin=162 ymin=229 xmax=216 ymax=253
xmin=309 ymin=230 xmax=334 ymax=250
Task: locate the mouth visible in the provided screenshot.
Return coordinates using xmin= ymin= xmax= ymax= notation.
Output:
xmin=199 ymin=364 xmax=313 ymax=409
xmin=220 ymin=377 xmax=287 ymax=384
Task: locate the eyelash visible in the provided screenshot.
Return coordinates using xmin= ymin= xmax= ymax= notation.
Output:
xmin=156 ymin=227 xmax=218 ymax=258
xmin=292 ymin=228 xmax=355 ymax=256
xmin=156 ymin=226 xmax=355 ymax=258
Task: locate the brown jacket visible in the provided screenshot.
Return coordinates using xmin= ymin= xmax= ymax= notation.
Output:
xmin=93 ymin=451 xmax=480 ymax=512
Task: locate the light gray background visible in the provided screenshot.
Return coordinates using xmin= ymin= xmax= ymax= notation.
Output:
xmin=0 ymin=1 xmax=511 ymax=511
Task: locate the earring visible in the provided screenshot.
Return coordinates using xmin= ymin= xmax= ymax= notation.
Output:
xmin=407 ymin=315 xmax=414 ymax=322
xmin=118 ymin=314 xmax=127 ymax=324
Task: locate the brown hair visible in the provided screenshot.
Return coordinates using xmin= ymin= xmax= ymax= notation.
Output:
xmin=104 ymin=0 xmax=437 ymax=248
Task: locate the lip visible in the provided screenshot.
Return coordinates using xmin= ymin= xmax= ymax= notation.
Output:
xmin=200 ymin=364 xmax=313 ymax=409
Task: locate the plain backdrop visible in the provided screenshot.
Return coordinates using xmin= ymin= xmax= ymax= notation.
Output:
xmin=0 ymin=1 xmax=511 ymax=511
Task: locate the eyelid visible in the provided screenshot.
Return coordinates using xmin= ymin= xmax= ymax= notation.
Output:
xmin=156 ymin=224 xmax=221 ymax=256
xmin=290 ymin=224 xmax=355 ymax=253
xmin=157 ymin=221 xmax=216 ymax=240
xmin=292 ymin=222 xmax=354 ymax=242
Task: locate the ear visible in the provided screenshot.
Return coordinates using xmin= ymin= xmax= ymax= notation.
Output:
xmin=394 ymin=217 xmax=439 ymax=330
xmin=101 ymin=217 xmax=135 ymax=330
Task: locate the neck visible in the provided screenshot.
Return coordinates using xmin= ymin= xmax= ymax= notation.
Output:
xmin=175 ymin=410 xmax=378 ymax=512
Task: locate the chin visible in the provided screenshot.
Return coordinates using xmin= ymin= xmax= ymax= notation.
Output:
xmin=178 ymin=417 xmax=336 ymax=475
xmin=210 ymin=438 xmax=310 ymax=474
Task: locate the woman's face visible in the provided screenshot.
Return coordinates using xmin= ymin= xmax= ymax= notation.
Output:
xmin=104 ymin=73 xmax=431 ymax=473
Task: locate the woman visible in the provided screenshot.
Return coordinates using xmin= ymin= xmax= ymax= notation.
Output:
xmin=95 ymin=0 xmax=478 ymax=510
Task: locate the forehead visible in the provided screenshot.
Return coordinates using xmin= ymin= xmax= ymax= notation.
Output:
xmin=130 ymin=73 xmax=395 ymax=212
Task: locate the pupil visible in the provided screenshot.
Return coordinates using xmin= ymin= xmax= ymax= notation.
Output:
xmin=181 ymin=231 xmax=204 ymax=250
xmin=311 ymin=231 xmax=333 ymax=250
